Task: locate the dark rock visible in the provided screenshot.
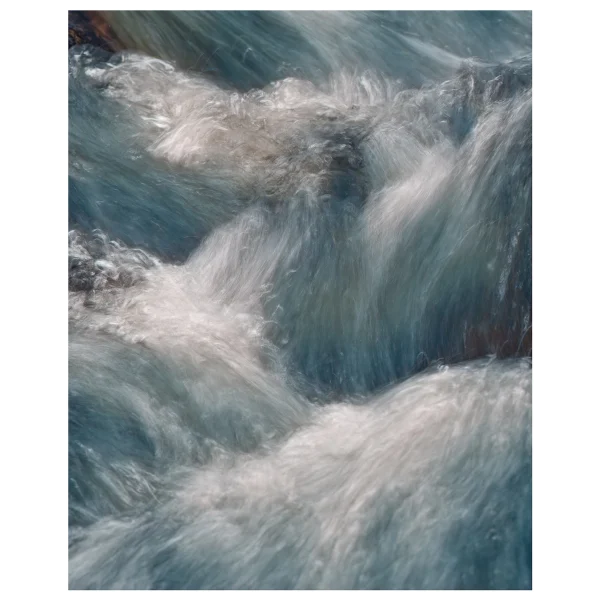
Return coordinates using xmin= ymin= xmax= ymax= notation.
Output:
xmin=68 ymin=11 xmax=117 ymax=52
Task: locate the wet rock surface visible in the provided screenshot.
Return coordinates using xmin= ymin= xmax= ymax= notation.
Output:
xmin=69 ymin=11 xmax=117 ymax=52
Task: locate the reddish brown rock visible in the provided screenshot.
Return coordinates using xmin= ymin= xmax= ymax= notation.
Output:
xmin=68 ymin=11 xmax=119 ymax=52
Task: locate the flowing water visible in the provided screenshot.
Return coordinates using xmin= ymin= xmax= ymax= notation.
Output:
xmin=68 ymin=10 xmax=532 ymax=590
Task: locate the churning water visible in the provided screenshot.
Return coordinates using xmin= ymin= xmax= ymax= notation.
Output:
xmin=68 ymin=11 xmax=532 ymax=590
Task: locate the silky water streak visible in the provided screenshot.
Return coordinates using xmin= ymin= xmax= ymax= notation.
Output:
xmin=68 ymin=10 xmax=532 ymax=590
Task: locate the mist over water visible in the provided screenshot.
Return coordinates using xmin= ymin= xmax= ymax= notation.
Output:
xmin=69 ymin=10 xmax=532 ymax=590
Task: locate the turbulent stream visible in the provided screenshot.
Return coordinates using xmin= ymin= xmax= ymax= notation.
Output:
xmin=68 ymin=11 xmax=532 ymax=590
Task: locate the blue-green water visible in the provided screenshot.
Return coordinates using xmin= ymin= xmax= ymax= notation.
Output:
xmin=69 ymin=11 xmax=532 ymax=589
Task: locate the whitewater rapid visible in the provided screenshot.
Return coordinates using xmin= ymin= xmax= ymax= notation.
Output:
xmin=69 ymin=10 xmax=532 ymax=589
